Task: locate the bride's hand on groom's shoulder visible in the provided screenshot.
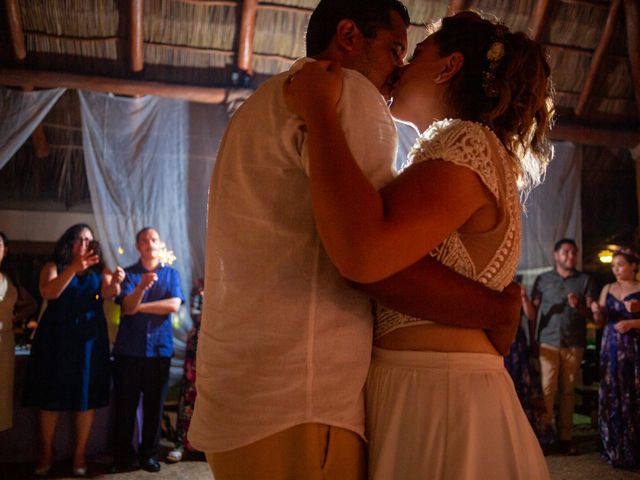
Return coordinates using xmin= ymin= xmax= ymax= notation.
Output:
xmin=283 ymin=61 xmax=344 ymax=123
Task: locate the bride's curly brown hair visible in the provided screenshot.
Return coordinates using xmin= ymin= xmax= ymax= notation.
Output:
xmin=430 ymin=11 xmax=555 ymax=192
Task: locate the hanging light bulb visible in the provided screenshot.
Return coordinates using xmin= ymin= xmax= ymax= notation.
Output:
xmin=598 ymin=250 xmax=613 ymax=264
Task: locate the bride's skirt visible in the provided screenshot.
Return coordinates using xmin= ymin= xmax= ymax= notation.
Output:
xmin=366 ymin=347 xmax=550 ymax=480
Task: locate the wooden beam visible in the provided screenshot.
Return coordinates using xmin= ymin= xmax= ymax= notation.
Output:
xmin=560 ymin=0 xmax=609 ymax=6
xmin=623 ymin=0 xmax=640 ymax=119
xmin=447 ymin=0 xmax=471 ymax=15
xmin=6 ymin=0 xmax=49 ymax=158
xmin=177 ymin=0 xmax=237 ymax=6
xmin=545 ymin=42 xmax=627 ymax=61
xmin=21 ymin=85 xmax=51 ymax=158
xmin=237 ymin=0 xmax=259 ymax=74
xmin=23 ymin=32 xmax=119 ymax=43
xmin=529 ymin=0 xmax=552 ymax=41
xmin=550 ymin=122 xmax=640 ymax=149
xmin=31 ymin=124 xmax=50 ymax=158
xmin=636 ymin=160 xmax=640 ymax=236
xmin=575 ymin=0 xmax=623 ymax=116
xmin=130 ymin=0 xmax=144 ymax=72
xmin=258 ymin=3 xmax=312 ymax=14
xmin=5 ymin=0 xmax=26 ymax=60
xmin=146 ymin=42 xmax=234 ymax=57
xmin=0 ymin=68 xmax=227 ymax=104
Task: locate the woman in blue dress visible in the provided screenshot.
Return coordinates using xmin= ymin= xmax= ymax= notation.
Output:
xmin=23 ymin=224 xmax=124 ymax=476
xmin=591 ymin=248 xmax=640 ymax=468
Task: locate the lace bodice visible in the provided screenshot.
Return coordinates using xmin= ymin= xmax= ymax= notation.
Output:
xmin=375 ymin=118 xmax=521 ymax=339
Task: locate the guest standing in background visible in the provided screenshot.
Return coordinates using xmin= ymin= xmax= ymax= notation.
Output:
xmin=592 ymin=248 xmax=640 ymax=468
xmin=527 ymin=238 xmax=596 ymax=455
xmin=111 ymin=227 xmax=184 ymax=474
xmin=23 ymin=224 xmax=124 ymax=477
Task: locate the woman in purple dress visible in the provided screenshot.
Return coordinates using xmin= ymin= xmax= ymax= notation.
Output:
xmin=592 ymin=248 xmax=640 ymax=468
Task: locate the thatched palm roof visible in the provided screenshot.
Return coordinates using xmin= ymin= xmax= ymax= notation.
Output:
xmin=1 ymin=0 xmax=637 ymax=136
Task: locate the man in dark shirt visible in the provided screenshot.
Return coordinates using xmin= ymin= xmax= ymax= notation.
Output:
xmin=111 ymin=227 xmax=185 ymax=472
xmin=524 ymin=238 xmax=595 ymax=454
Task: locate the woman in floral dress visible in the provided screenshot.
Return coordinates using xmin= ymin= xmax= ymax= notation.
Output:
xmin=166 ymin=279 xmax=204 ymax=462
xmin=592 ymin=248 xmax=640 ymax=468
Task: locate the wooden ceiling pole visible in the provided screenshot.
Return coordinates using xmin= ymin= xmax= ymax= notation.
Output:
xmin=529 ymin=0 xmax=552 ymax=41
xmin=5 ymin=0 xmax=26 ymax=60
xmin=30 ymin=121 xmax=50 ymax=158
xmin=550 ymin=122 xmax=640 ymax=149
xmin=624 ymin=0 xmax=640 ymax=233
xmin=237 ymin=0 xmax=259 ymax=75
xmin=0 ymin=68 xmax=228 ymax=104
xmin=447 ymin=0 xmax=471 ymax=16
xmin=130 ymin=0 xmax=144 ymax=72
xmin=575 ymin=0 xmax=623 ymax=116
xmin=5 ymin=0 xmax=50 ymax=158
xmin=623 ymin=0 xmax=640 ymax=118
xmin=21 ymin=86 xmax=50 ymax=158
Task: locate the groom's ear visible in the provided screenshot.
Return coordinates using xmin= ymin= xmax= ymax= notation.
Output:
xmin=335 ymin=19 xmax=362 ymax=52
xmin=434 ymin=52 xmax=464 ymax=84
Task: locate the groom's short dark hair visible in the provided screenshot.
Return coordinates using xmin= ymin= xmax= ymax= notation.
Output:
xmin=305 ymin=0 xmax=410 ymax=57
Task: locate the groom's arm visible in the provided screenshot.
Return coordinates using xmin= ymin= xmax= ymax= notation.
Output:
xmin=349 ymin=255 xmax=520 ymax=354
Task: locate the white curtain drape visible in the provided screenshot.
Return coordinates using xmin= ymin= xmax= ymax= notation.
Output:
xmin=78 ymin=91 xmax=196 ymax=381
xmin=185 ymin=102 xmax=229 ymax=281
xmin=0 ymin=87 xmax=66 ymax=169
xmin=395 ymin=120 xmax=419 ymax=172
xmin=519 ymin=142 xmax=582 ymax=288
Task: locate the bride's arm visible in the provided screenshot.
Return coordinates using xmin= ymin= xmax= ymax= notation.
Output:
xmin=286 ymin=62 xmax=493 ymax=282
xmin=304 ymin=104 xmax=493 ymax=282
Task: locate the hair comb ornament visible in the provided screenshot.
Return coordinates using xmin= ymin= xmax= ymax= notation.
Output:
xmin=482 ymin=24 xmax=508 ymax=98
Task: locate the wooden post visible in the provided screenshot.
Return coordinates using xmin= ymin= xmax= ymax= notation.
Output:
xmin=635 ymin=151 xmax=640 ymax=244
xmin=549 ymin=122 xmax=640 ymax=149
xmin=130 ymin=0 xmax=144 ymax=72
xmin=5 ymin=0 xmax=26 ymax=60
xmin=21 ymin=86 xmax=50 ymax=158
xmin=447 ymin=0 xmax=470 ymax=16
xmin=529 ymin=0 xmax=552 ymax=41
xmin=623 ymin=0 xmax=640 ymax=118
xmin=31 ymin=124 xmax=50 ymax=158
xmin=237 ymin=0 xmax=259 ymax=75
xmin=0 ymin=68 xmax=228 ymax=104
xmin=575 ymin=0 xmax=623 ymax=116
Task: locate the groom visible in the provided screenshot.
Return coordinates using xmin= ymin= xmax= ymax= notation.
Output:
xmin=189 ymin=1 xmax=520 ymax=478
